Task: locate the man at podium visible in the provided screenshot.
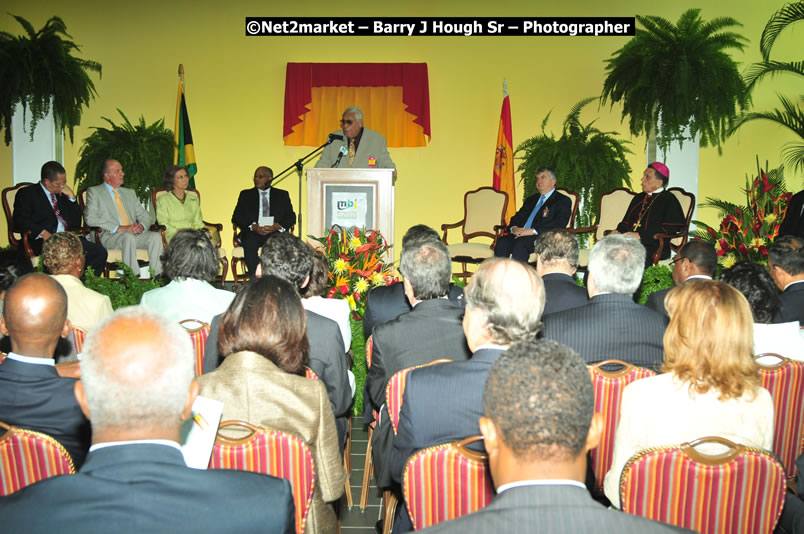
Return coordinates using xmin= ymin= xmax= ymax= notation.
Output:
xmin=316 ymin=106 xmax=395 ymax=169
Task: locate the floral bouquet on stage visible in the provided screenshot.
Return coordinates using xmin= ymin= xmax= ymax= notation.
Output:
xmin=695 ymin=159 xmax=791 ymax=267
xmin=309 ymin=226 xmax=397 ymax=319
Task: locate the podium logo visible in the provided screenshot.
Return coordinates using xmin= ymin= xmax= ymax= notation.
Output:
xmin=337 ymin=199 xmax=360 ymax=210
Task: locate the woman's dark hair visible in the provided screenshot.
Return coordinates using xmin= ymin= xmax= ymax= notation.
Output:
xmin=720 ymin=261 xmax=780 ymax=324
xmin=163 ymin=165 xmax=186 ymax=190
xmin=161 ymin=229 xmax=219 ymax=282
xmin=217 ymin=275 xmax=308 ymax=375
xmin=305 ymin=249 xmax=330 ymax=297
xmin=0 ymin=249 xmax=34 ymax=292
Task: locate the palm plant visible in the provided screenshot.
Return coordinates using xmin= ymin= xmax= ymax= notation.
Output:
xmin=0 ymin=15 xmax=101 ymax=145
xmin=74 ymin=110 xmax=174 ymax=203
xmin=732 ymin=1 xmax=804 ymax=173
xmin=515 ymin=97 xmax=632 ymax=234
xmin=601 ymin=9 xmax=749 ymax=156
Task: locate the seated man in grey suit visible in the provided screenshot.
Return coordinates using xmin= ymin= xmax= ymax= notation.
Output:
xmin=533 ymin=229 xmax=587 ymax=315
xmin=769 ymin=235 xmax=804 ymax=325
xmin=416 ymin=339 xmax=689 ymax=533
xmin=367 ymin=238 xmax=472 ymax=491
xmin=0 ymin=307 xmax=295 ymax=534
xmin=543 ymin=234 xmax=666 ymax=371
xmin=84 ymin=159 xmax=164 ymax=276
xmin=645 ymin=241 xmax=716 ymax=318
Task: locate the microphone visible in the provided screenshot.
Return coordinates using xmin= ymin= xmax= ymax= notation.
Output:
xmin=328 ymin=133 xmax=344 ymax=142
xmin=333 ymin=145 xmax=348 ymax=168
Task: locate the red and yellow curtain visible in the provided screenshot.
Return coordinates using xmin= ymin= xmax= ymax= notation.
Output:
xmin=283 ymin=63 xmax=430 ymax=147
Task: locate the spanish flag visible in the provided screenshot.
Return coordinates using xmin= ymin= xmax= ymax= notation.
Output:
xmin=174 ymin=73 xmax=197 ymax=189
xmin=493 ymin=82 xmax=516 ymax=222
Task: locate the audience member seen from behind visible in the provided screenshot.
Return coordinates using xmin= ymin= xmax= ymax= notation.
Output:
xmin=768 ymin=235 xmax=804 ymax=325
xmin=155 ymin=165 xmax=205 ymax=243
xmin=140 ymin=229 xmax=233 ymax=323
xmin=603 ymin=281 xmax=774 ymax=507
xmin=302 ymin=249 xmax=352 ymax=353
xmin=721 ymin=261 xmax=804 ymax=360
xmin=0 ymin=307 xmax=295 ymax=533
xmin=416 ymin=339 xmax=688 ymax=533
xmin=0 ymin=248 xmax=34 ymax=318
xmin=533 ymin=229 xmax=587 ymax=315
xmin=198 ymin=275 xmax=345 ymax=534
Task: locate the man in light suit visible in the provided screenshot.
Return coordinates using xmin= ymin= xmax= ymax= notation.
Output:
xmin=316 ymin=106 xmax=395 ymax=169
xmin=645 ymin=240 xmax=716 ymax=318
xmin=543 ymin=234 xmax=666 ymax=371
xmin=231 ymin=166 xmax=296 ymax=277
xmin=12 ymin=161 xmax=107 ymax=276
xmin=416 ymin=339 xmax=689 ymax=533
xmin=769 ymin=235 xmax=804 ymax=325
xmin=0 ymin=307 xmax=295 ymax=534
xmin=494 ymin=167 xmax=572 ymax=262
xmin=533 ymin=229 xmax=588 ymax=315
xmin=84 ymin=159 xmax=164 ymax=275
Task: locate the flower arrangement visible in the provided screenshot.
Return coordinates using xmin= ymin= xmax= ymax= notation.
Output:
xmin=309 ymin=226 xmax=397 ymax=319
xmin=695 ymin=159 xmax=791 ymax=267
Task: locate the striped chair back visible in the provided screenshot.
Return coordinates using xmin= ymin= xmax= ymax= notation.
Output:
xmin=386 ymin=359 xmax=452 ymax=435
xmin=71 ymin=326 xmax=87 ymax=353
xmin=179 ymin=319 xmax=211 ymax=376
xmin=620 ymin=436 xmax=786 ymax=534
xmin=366 ymin=335 xmax=374 ymax=368
xmin=304 ymin=366 xmax=320 ymax=380
xmin=403 ymin=435 xmax=494 ymax=531
xmin=0 ymin=421 xmax=75 ymax=495
xmin=755 ymin=354 xmax=804 ymax=481
xmin=209 ymin=420 xmax=315 ymax=534
xmin=0 ymin=352 xmax=6 ymax=363
xmin=588 ymin=360 xmax=655 ymax=491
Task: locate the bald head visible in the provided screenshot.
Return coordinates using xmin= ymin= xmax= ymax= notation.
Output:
xmin=0 ymin=273 xmax=68 ymax=357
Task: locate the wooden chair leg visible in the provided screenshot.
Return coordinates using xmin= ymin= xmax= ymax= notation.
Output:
xmin=359 ymin=425 xmax=374 ymax=510
xmin=219 ymin=256 xmax=229 ymax=289
xmin=382 ymin=491 xmax=397 ymax=534
xmin=343 ymin=418 xmax=353 ymax=509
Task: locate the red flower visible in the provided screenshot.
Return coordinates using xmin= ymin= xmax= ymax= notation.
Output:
xmin=717 ymin=248 xmax=726 ymax=257
xmin=752 ymin=222 xmax=761 ymax=234
xmin=706 ymin=227 xmax=717 ymax=239
xmin=327 ymin=287 xmax=337 ymax=298
xmin=338 ymin=285 xmax=348 ymax=295
xmin=759 ymin=246 xmax=768 ymax=256
xmin=738 ymin=243 xmax=748 ymax=255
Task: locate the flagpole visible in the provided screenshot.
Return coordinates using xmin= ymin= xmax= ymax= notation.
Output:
xmin=178 ymin=64 xmax=184 ymax=86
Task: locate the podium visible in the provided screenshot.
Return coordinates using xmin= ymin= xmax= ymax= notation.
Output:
xmin=306 ymin=168 xmax=395 ymax=252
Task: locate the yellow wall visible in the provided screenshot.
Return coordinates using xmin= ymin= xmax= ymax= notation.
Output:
xmin=1 ymin=0 xmax=800 ymax=270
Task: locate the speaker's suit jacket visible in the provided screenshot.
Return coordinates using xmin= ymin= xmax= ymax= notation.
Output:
xmin=0 ymin=357 xmax=91 ymax=468
xmin=415 ymin=484 xmax=691 ymax=533
xmin=315 ymin=127 xmax=395 ymax=169
xmin=231 ymin=186 xmax=296 ymax=235
xmin=367 ymin=298 xmax=472 ymax=489
xmin=779 ymin=190 xmax=804 ymax=238
xmin=0 ymin=443 xmax=295 ymax=534
xmin=542 ymin=293 xmax=666 ymax=371
xmin=390 ymin=348 xmax=504 ymax=484
xmin=541 ymin=272 xmax=588 ymax=316
xmin=198 ymin=351 xmax=345 ymax=534
xmin=362 ymin=281 xmax=465 ymax=338
xmin=776 ymin=282 xmax=804 ymax=325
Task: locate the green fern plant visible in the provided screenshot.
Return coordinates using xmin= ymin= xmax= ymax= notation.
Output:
xmin=601 ymin=9 xmax=749 ymax=153
xmin=0 ymin=15 xmax=101 ymax=146
xmin=74 ymin=110 xmax=175 ymax=203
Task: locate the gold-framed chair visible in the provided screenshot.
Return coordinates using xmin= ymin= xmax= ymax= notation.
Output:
xmin=441 ymin=187 xmax=509 ymax=283
xmin=0 ymin=420 xmax=75 ymax=495
xmin=2 ymin=182 xmax=39 ymax=264
xmin=651 ymin=187 xmax=696 ymax=265
xmin=570 ymin=187 xmax=636 ymax=268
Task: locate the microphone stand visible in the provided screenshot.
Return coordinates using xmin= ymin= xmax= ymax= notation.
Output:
xmin=272 ymin=137 xmax=337 ymax=238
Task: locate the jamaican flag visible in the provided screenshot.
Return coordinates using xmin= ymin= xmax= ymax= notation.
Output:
xmin=174 ymin=80 xmax=197 ymax=189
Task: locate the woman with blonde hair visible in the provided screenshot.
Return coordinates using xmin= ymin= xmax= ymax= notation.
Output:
xmin=603 ymin=280 xmax=773 ymax=507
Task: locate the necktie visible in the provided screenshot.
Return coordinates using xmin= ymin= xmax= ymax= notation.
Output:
xmin=114 ymin=189 xmax=131 ymax=226
xmin=261 ymin=190 xmax=270 ymax=217
xmin=348 ymin=139 xmax=356 ymax=167
xmin=523 ymin=195 xmax=546 ymax=229
xmin=50 ymin=193 xmax=68 ymax=231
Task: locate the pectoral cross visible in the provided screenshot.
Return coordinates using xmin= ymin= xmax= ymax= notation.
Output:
xmin=633 ymin=221 xmax=641 ymax=231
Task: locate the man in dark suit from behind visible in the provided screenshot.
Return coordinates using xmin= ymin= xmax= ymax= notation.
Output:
xmin=543 ymin=234 xmax=667 ymax=371
xmin=779 ymin=190 xmax=804 ymax=238
xmin=0 ymin=273 xmax=90 ymax=467
xmin=13 ymin=161 xmax=107 ymax=276
xmin=645 ymin=240 xmax=716 ymax=318
xmin=533 ymin=229 xmax=587 ymax=315
xmin=416 ymin=339 xmax=690 ymax=533
xmin=769 ymin=235 xmax=804 ymax=325
xmin=0 ymin=307 xmax=295 ymax=534
xmin=363 ymin=224 xmax=464 ymax=338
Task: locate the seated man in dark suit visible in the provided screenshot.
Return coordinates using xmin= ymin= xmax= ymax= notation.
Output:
xmin=0 ymin=273 xmax=90 ymax=467
xmin=779 ymin=190 xmax=804 ymax=238
xmin=367 ymin=238 xmax=472 ymax=491
xmin=231 ymin=166 xmax=296 ymax=277
xmin=363 ymin=224 xmax=464 ymax=338
xmin=543 ymin=234 xmax=666 ymax=371
xmin=0 ymin=307 xmax=295 ymax=533
xmin=13 ymin=161 xmax=107 ymax=276
xmin=769 ymin=235 xmax=804 ymax=325
xmin=494 ymin=167 xmax=572 ymax=262
xmin=645 ymin=240 xmax=716 ymax=318
xmin=415 ymin=339 xmax=688 ymax=533
xmin=533 ymin=229 xmax=587 ymax=315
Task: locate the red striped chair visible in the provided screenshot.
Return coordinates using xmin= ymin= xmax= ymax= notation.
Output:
xmin=71 ymin=326 xmax=87 ymax=354
xmin=209 ymin=420 xmax=315 ymax=534
xmin=619 ymin=436 xmax=786 ymax=534
xmin=0 ymin=421 xmax=75 ymax=495
xmin=179 ymin=319 xmax=211 ymax=376
xmin=755 ymin=354 xmax=804 ymax=482
xmin=587 ymin=360 xmax=655 ymax=491
xmin=360 ymin=335 xmax=378 ymax=510
xmin=403 ymin=435 xmax=494 ymax=531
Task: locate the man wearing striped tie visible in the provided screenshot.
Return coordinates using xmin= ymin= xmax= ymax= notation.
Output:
xmin=494 ymin=167 xmax=572 ymax=262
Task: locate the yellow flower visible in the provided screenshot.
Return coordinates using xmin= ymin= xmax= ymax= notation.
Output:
xmin=750 ymin=237 xmax=765 ymax=250
xmin=353 ymin=277 xmax=370 ymax=294
xmin=349 ymin=236 xmax=362 ymax=249
xmin=333 ymin=258 xmax=348 ymax=274
xmin=764 ymin=213 xmax=777 ymax=224
xmin=714 ymin=240 xmax=722 ymax=251
xmin=346 ymin=294 xmax=357 ymax=311
xmin=720 ymin=253 xmax=737 ymax=269
xmin=370 ymin=272 xmax=385 ymax=286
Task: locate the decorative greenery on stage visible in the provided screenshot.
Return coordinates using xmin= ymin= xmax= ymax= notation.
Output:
xmin=695 ymin=160 xmax=791 ymax=267
xmin=635 ymin=265 xmax=673 ymax=305
xmin=83 ymin=262 xmax=164 ymax=309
